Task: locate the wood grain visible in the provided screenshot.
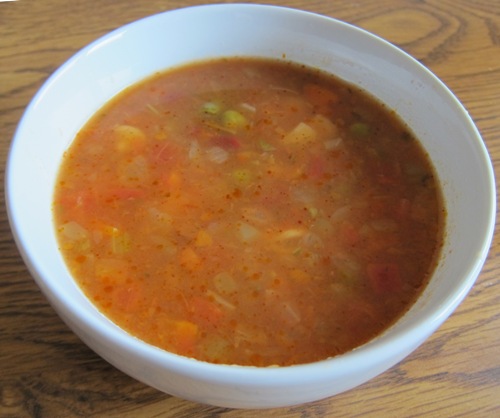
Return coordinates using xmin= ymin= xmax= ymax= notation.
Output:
xmin=1 ymin=0 xmax=499 ymax=417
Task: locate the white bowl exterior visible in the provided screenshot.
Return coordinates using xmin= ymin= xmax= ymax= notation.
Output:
xmin=5 ymin=4 xmax=495 ymax=409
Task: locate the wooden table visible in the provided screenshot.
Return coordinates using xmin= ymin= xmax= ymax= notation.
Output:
xmin=1 ymin=1 xmax=499 ymax=416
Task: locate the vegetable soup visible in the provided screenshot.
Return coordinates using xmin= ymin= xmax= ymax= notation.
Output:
xmin=54 ymin=58 xmax=445 ymax=366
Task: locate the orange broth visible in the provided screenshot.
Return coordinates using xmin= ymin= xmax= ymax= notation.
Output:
xmin=54 ymin=58 xmax=445 ymax=366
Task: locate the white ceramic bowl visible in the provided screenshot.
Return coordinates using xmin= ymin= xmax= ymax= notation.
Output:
xmin=5 ymin=4 xmax=496 ymax=409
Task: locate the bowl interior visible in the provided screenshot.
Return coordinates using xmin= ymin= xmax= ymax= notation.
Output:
xmin=5 ymin=3 xmax=496 ymax=407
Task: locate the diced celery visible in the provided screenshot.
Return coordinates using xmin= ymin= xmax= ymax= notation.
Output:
xmin=222 ymin=110 xmax=247 ymax=131
xmin=307 ymin=206 xmax=318 ymax=218
xmin=259 ymin=139 xmax=276 ymax=152
xmin=349 ymin=122 xmax=370 ymax=137
xmin=202 ymin=102 xmax=221 ymax=115
xmin=232 ymin=168 xmax=252 ymax=185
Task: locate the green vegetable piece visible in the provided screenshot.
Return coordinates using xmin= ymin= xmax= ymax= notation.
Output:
xmin=259 ymin=139 xmax=276 ymax=152
xmin=222 ymin=109 xmax=247 ymax=130
xmin=350 ymin=122 xmax=370 ymax=137
xmin=232 ymin=168 xmax=252 ymax=185
xmin=202 ymin=102 xmax=221 ymax=115
xmin=307 ymin=207 xmax=318 ymax=218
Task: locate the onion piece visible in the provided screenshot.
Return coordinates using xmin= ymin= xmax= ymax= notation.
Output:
xmin=59 ymin=221 xmax=88 ymax=241
xmin=276 ymin=228 xmax=306 ymax=241
xmin=214 ymin=272 xmax=238 ymax=295
xmin=206 ymin=146 xmax=229 ymax=163
xmin=324 ymin=137 xmax=343 ymax=150
xmin=207 ymin=290 xmax=235 ymax=310
xmin=238 ymin=222 xmax=260 ymax=242
xmin=188 ymin=140 xmax=201 ymax=160
xmin=239 ymin=102 xmax=256 ymax=113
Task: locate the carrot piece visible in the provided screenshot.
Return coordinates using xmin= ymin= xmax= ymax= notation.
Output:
xmin=195 ymin=229 xmax=213 ymax=247
xmin=367 ymin=263 xmax=402 ymax=294
xmin=167 ymin=171 xmax=182 ymax=190
xmin=179 ymin=247 xmax=202 ymax=271
xmin=172 ymin=320 xmax=198 ymax=353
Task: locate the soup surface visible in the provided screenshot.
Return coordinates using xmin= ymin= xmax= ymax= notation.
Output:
xmin=54 ymin=58 xmax=445 ymax=366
